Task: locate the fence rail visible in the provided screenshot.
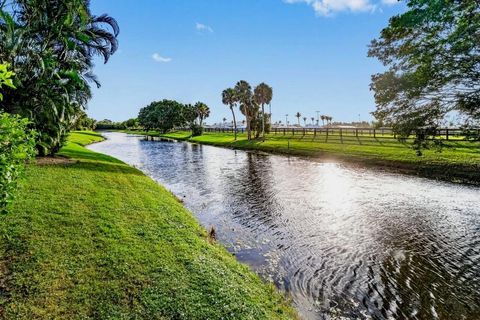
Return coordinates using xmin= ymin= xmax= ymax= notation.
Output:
xmin=195 ymin=127 xmax=480 ymax=141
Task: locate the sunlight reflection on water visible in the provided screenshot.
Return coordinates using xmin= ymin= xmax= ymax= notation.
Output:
xmin=89 ymin=132 xmax=480 ymax=320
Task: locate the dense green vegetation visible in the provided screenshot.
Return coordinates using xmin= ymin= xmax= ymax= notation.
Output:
xmin=0 ymin=0 xmax=119 ymax=155
xmin=0 ymin=63 xmax=36 ymax=214
xmin=138 ymin=100 xmax=210 ymax=136
xmin=369 ymin=0 xmax=480 ymax=144
xmin=0 ymin=131 xmax=296 ymax=319
xmin=128 ymin=130 xmax=480 ymax=184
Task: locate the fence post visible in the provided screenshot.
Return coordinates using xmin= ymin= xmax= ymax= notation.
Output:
xmin=292 ymin=128 xmax=295 ymax=136
xmin=314 ymin=128 xmax=317 ymax=137
xmin=373 ymin=129 xmax=376 ymax=138
xmin=340 ymin=128 xmax=343 ymax=138
xmin=355 ymin=128 xmax=358 ymax=137
xmin=446 ymin=128 xmax=449 ymax=141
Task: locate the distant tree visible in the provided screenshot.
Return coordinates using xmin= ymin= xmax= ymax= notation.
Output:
xmin=253 ymin=82 xmax=273 ymax=139
xmin=195 ymin=102 xmax=210 ymax=127
xmin=138 ymin=100 xmax=186 ymax=133
xmin=303 ymin=117 xmax=307 ymax=127
xmin=311 ymin=117 xmax=315 ymax=125
xmin=295 ymin=112 xmax=301 ymax=126
xmin=222 ymin=88 xmax=239 ymax=140
xmin=369 ymin=0 xmax=480 ymax=147
xmin=235 ymin=80 xmax=256 ymax=140
xmin=321 ymin=115 xmax=326 ymax=126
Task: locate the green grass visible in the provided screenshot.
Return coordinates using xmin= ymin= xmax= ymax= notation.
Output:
xmin=123 ymin=130 xmax=480 ymax=184
xmin=0 ymin=131 xmax=297 ymax=319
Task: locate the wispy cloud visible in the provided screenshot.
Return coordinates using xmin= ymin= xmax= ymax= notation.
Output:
xmin=196 ymin=22 xmax=214 ymax=33
xmin=284 ymin=0 xmax=398 ymax=16
xmin=152 ymin=53 xmax=172 ymax=63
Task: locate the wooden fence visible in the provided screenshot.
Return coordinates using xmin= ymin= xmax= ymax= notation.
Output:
xmin=198 ymin=127 xmax=479 ymax=141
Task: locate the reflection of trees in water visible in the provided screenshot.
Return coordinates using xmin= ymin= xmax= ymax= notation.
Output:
xmin=220 ymin=152 xmax=288 ymax=234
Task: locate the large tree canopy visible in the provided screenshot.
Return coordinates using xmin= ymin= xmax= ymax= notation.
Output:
xmin=369 ymin=0 xmax=480 ymax=136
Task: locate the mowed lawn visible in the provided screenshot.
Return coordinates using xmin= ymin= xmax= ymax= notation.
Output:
xmin=0 ymin=131 xmax=296 ymax=319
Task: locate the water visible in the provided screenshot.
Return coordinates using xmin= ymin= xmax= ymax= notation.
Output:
xmin=89 ymin=132 xmax=480 ymax=319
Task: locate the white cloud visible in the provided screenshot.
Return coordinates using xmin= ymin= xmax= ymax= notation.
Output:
xmin=196 ymin=22 xmax=214 ymax=33
xmin=284 ymin=0 xmax=398 ymax=16
xmin=152 ymin=53 xmax=172 ymax=63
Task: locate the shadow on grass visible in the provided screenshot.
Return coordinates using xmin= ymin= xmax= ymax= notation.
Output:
xmin=59 ymin=148 xmax=125 ymax=164
xmin=74 ymin=131 xmax=104 ymax=139
xmin=75 ymin=161 xmax=144 ymax=176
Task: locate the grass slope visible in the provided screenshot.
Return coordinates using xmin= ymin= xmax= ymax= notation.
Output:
xmin=128 ymin=130 xmax=480 ymax=184
xmin=0 ymin=131 xmax=296 ymax=319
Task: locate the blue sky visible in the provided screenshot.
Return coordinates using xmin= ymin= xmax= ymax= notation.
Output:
xmin=88 ymin=0 xmax=405 ymax=124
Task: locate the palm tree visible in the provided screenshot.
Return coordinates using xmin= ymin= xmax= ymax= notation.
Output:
xmin=235 ymin=80 xmax=254 ymax=140
xmin=253 ymin=82 xmax=273 ymax=139
xmin=222 ymin=117 xmax=227 ymax=125
xmin=311 ymin=117 xmax=315 ymax=125
xmin=0 ymin=0 xmax=120 ymax=155
xmin=321 ymin=115 xmax=326 ymax=126
xmin=195 ymin=102 xmax=210 ymax=127
xmin=303 ymin=117 xmax=307 ymax=127
xmin=295 ymin=112 xmax=301 ymax=126
xmin=222 ymin=88 xmax=238 ymax=140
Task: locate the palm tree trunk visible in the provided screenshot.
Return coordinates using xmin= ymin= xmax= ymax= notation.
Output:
xmin=261 ymin=104 xmax=265 ymax=140
xmin=246 ymin=115 xmax=251 ymax=140
xmin=230 ymin=106 xmax=237 ymax=140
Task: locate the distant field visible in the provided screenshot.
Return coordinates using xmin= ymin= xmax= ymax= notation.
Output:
xmin=122 ymin=130 xmax=480 ymax=184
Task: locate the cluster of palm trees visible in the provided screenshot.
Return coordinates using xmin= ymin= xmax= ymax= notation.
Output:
xmin=222 ymin=81 xmax=273 ymax=140
xmin=0 ymin=0 xmax=119 ymax=155
xmin=288 ymin=113 xmax=333 ymax=127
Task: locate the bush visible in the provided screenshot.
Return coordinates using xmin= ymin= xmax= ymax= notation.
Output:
xmin=0 ymin=112 xmax=36 ymax=213
xmin=191 ymin=124 xmax=204 ymax=137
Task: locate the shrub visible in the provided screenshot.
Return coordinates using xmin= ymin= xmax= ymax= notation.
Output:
xmin=191 ymin=124 xmax=204 ymax=137
xmin=0 ymin=112 xmax=36 ymax=213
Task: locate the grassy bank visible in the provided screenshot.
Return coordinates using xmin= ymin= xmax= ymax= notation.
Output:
xmin=0 ymin=131 xmax=296 ymax=319
xmin=125 ymin=130 xmax=480 ymax=184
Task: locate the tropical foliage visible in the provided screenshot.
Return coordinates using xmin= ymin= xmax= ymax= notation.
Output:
xmin=369 ymin=0 xmax=480 ymax=140
xmin=0 ymin=0 xmax=119 ymax=155
xmin=0 ymin=63 xmax=36 ymax=213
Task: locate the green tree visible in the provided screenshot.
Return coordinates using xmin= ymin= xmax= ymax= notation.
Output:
xmin=235 ymin=80 xmax=256 ymax=140
xmin=222 ymin=88 xmax=239 ymax=140
xmin=0 ymin=0 xmax=119 ymax=155
xmin=369 ymin=0 xmax=480 ymax=145
xmin=194 ymin=102 xmax=210 ymax=127
xmin=138 ymin=100 xmax=187 ymax=134
xmin=253 ymin=83 xmax=273 ymax=139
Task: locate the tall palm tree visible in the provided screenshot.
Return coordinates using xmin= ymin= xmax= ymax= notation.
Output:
xmin=253 ymin=82 xmax=273 ymax=139
xmin=311 ymin=117 xmax=315 ymax=125
xmin=234 ymin=80 xmax=254 ymax=140
xmin=321 ymin=115 xmax=326 ymax=126
xmin=195 ymin=102 xmax=210 ymax=127
xmin=295 ymin=112 xmax=301 ymax=126
xmin=222 ymin=88 xmax=238 ymax=140
xmin=303 ymin=117 xmax=307 ymax=127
